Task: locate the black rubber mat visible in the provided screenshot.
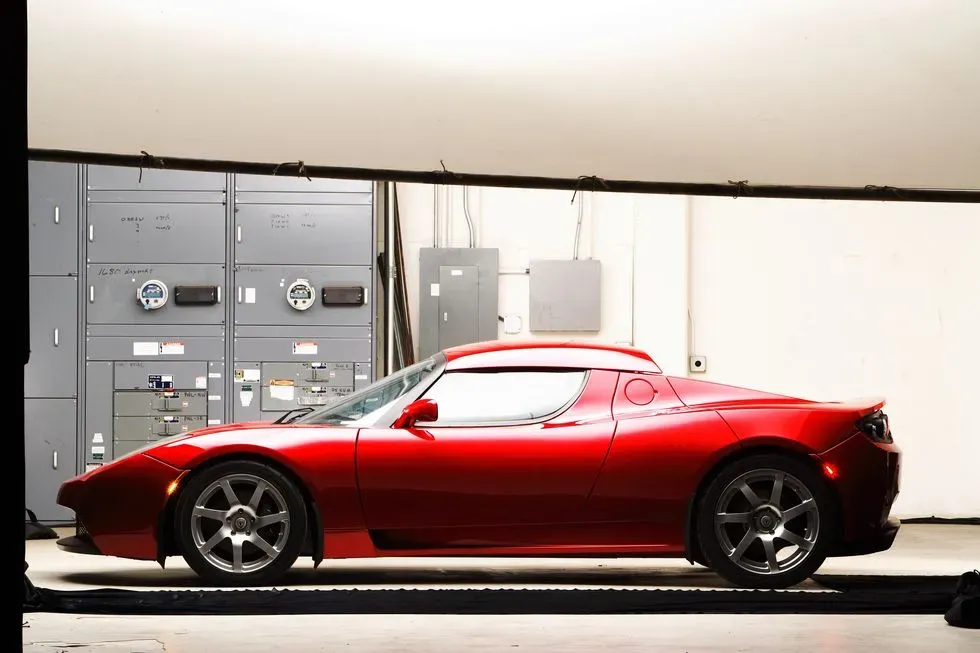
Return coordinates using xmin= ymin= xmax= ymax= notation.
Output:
xmin=901 ymin=517 xmax=980 ymax=526
xmin=24 ymin=575 xmax=960 ymax=616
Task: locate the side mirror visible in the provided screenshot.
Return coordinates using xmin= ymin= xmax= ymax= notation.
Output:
xmin=392 ymin=399 xmax=438 ymax=429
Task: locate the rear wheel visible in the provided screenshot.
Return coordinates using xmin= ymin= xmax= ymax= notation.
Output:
xmin=696 ymin=454 xmax=834 ymax=589
xmin=174 ymin=459 xmax=307 ymax=586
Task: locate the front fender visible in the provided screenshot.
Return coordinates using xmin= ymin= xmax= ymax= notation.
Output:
xmin=144 ymin=426 xmax=367 ymax=533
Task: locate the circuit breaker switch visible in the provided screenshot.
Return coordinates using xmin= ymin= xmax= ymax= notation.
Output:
xmin=152 ymin=416 xmax=182 ymax=436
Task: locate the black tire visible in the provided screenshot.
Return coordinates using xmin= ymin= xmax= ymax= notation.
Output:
xmin=696 ymin=453 xmax=835 ymax=589
xmin=174 ymin=459 xmax=308 ymax=586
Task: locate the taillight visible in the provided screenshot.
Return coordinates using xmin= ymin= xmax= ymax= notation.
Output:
xmin=856 ymin=410 xmax=892 ymax=444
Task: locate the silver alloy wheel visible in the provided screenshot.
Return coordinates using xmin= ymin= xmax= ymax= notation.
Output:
xmin=713 ymin=468 xmax=820 ymax=576
xmin=189 ymin=472 xmax=291 ymax=575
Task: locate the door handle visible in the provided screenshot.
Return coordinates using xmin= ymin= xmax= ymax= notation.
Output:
xmin=236 ymin=225 xmax=242 ymax=243
xmin=406 ymin=428 xmax=436 ymax=441
xmin=88 ymin=224 xmax=94 ymax=242
xmin=237 ymin=286 xmax=242 ymax=303
xmin=216 ymin=286 xmax=222 ymax=304
xmin=54 ymin=206 xmax=60 ymax=224
xmin=53 ymin=328 xmax=59 ymax=347
xmin=52 ymin=450 xmax=58 ymax=470
xmin=89 ymin=286 xmax=95 ymax=303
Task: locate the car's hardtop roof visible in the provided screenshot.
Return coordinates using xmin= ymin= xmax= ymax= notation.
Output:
xmin=442 ymin=339 xmax=662 ymax=374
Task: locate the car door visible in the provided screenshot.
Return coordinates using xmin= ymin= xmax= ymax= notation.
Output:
xmin=355 ymin=367 xmax=619 ymax=549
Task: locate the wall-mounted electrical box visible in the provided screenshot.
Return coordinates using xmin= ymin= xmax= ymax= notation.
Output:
xmin=528 ymin=259 xmax=602 ymax=332
xmin=418 ymin=248 xmax=499 ymax=359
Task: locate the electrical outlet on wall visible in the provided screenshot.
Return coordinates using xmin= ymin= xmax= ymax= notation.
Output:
xmin=689 ymin=355 xmax=707 ymax=373
xmin=502 ymin=314 xmax=523 ymax=334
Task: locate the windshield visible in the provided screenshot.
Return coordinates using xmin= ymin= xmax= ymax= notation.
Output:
xmin=292 ymin=356 xmax=442 ymax=426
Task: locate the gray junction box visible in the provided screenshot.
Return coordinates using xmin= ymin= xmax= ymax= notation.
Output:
xmin=25 ymin=162 xmax=379 ymax=522
xmin=528 ymin=259 xmax=602 ymax=332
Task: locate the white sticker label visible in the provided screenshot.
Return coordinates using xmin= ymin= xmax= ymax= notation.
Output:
xmin=240 ymin=390 xmax=253 ymax=407
xmin=92 ymin=433 xmax=104 ymax=443
xmin=160 ymin=341 xmax=185 ymax=355
xmin=430 ymin=283 xmax=440 ymax=297
xmin=270 ymin=385 xmax=295 ymax=401
xmin=293 ymin=341 xmax=318 ymax=355
xmin=133 ymin=341 xmax=159 ymax=356
xmin=208 ymin=395 xmax=221 ymax=401
xmin=354 ymin=374 xmax=368 ymax=380
xmin=451 ymin=269 xmax=463 ymax=276
xmin=207 ymin=419 xmax=221 ymax=425
xmin=195 ymin=376 xmax=207 ymax=389
xmin=91 ymin=446 xmax=105 ymax=455
xmin=245 ymin=287 xmax=256 ymax=304
xmin=244 ymin=369 xmax=261 ymax=382
xmin=208 ymin=372 xmax=222 ymax=379
xmin=85 ymin=463 xmax=102 ymax=473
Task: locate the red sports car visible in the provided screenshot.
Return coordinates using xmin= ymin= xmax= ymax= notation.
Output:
xmin=56 ymin=340 xmax=901 ymax=589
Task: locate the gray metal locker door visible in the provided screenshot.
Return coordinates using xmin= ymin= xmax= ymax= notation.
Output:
xmin=87 ymin=203 xmax=226 ymax=264
xmin=29 ymin=161 xmax=78 ymax=276
xmin=437 ymin=265 xmax=480 ymax=350
xmin=234 ymin=204 xmax=373 ymax=265
xmin=25 ymin=276 xmax=78 ymax=398
xmin=25 ymin=398 xmax=77 ymax=523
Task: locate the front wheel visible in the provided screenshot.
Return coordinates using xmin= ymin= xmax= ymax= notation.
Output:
xmin=696 ymin=454 xmax=835 ymax=589
xmin=174 ymin=459 xmax=308 ymax=586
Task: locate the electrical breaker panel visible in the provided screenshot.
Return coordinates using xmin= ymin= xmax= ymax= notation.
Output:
xmin=233 ymin=362 xmax=364 ymax=420
xmin=86 ymin=360 xmax=223 ymax=466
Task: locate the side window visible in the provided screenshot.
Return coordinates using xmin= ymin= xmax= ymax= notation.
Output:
xmin=419 ymin=369 xmax=588 ymax=425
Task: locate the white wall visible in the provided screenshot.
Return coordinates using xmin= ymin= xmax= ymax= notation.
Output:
xmin=396 ymin=184 xmax=980 ymax=518
xmin=27 ymin=0 xmax=980 ymax=189
xmin=690 ymin=197 xmax=980 ymax=519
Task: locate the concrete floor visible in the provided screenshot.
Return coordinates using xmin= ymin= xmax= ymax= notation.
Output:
xmin=23 ymin=524 xmax=980 ymax=652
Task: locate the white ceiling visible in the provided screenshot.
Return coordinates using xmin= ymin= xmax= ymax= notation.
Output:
xmin=27 ymin=0 xmax=980 ymax=189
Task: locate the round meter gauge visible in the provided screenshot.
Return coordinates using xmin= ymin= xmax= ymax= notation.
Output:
xmin=136 ymin=279 xmax=169 ymax=310
xmin=286 ymin=279 xmax=315 ymax=311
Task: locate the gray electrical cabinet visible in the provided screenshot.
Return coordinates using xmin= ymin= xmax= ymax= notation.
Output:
xmin=26 ymin=161 xmax=80 ymax=523
xmin=26 ymin=162 xmax=379 ymax=522
xmin=418 ymin=248 xmax=499 ymax=359
xmin=231 ymin=183 xmax=375 ymax=423
xmin=82 ymin=165 xmax=230 ymax=469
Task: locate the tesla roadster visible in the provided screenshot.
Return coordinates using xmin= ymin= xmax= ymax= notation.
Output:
xmin=56 ymin=340 xmax=901 ymax=589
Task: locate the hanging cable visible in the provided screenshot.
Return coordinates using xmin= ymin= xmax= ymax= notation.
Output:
xmin=462 ymin=186 xmax=476 ymax=248
xmin=432 ymin=183 xmax=438 ymax=248
xmin=572 ymin=191 xmax=584 ymax=259
xmin=443 ymin=185 xmax=451 ymax=247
